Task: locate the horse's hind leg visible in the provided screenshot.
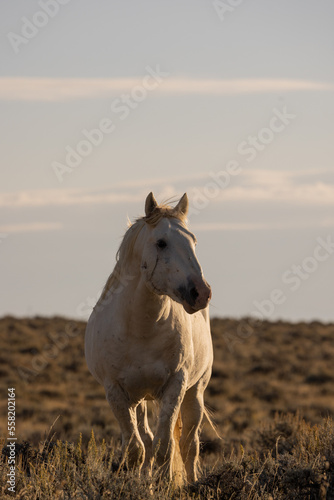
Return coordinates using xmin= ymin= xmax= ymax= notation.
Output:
xmin=137 ymin=401 xmax=154 ymax=469
xmin=105 ymin=383 xmax=145 ymax=469
xmin=180 ymin=384 xmax=205 ymax=483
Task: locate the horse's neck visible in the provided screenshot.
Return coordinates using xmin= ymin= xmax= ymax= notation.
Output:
xmin=120 ymin=272 xmax=172 ymax=336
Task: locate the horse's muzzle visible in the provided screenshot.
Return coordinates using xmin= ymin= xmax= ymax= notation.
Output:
xmin=178 ymin=276 xmax=212 ymax=314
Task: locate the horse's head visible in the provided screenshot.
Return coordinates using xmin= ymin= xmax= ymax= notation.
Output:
xmin=140 ymin=192 xmax=212 ymax=314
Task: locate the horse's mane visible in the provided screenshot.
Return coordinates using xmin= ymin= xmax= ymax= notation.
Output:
xmin=96 ymin=201 xmax=187 ymax=307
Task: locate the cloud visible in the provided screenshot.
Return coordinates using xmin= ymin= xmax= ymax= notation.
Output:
xmin=0 ymin=222 xmax=62 ymax=233
xmin=1 ymin=170 xmax=334 ymax=235
xmin=211 ymin=182 xmax=334 ymax=205
xmin=1 ymin=169 xmax=333 ymax=210
xmin=163 ymin=78 xmax=334 ymax=95
xmin=191 ymin=217 xmax=334 ymax=232
xmin=191 ymin=222 xmax=270 ymax=231
xmin=0 ymin=172 xmax=207 ymax=209
xmin=0 ymin=188 xmax=137 ymax=208
xmin=212 ymin=169 xmax=334 ymax=206
xmin=0 ymin=77 xmax=333 ymax=102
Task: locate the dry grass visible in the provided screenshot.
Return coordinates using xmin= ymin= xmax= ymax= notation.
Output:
xmin=1 ymin=415 xmax=333 ymax=499
xmin=1 ymin=316 xmax=334 ymax=498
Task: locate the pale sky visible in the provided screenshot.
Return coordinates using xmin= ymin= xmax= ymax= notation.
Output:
xmin=1 ymin=0 xmax=334 ymax=321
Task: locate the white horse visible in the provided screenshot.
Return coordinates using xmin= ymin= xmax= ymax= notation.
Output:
xmin=85 ymin=192 xmax=213 ymax=483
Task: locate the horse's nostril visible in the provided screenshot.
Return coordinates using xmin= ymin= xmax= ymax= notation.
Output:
xmin=190 ymin=286 xmax=199 ymax=302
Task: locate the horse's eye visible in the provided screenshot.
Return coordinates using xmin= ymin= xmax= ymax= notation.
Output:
xmin=156 ymin=239 xmax=167 ymax=249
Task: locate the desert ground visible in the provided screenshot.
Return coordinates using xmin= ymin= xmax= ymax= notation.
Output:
xmin=1 ymin=315 xmax=334 ymax=498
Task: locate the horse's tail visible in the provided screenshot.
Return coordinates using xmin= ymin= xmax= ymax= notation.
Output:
xmin=172 ymin=411 xmax=185 ymax=487
xmin=203 ymin=405 xmax=221 ymax=439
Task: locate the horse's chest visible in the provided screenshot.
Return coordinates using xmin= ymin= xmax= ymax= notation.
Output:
xmin=118 ymin=360 xmax=170 ymax=402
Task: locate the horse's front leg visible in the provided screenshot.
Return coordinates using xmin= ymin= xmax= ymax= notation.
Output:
xmin=153 ymin=372 xmax=187 ymax=480
xmin=105 ymin=382 xmax=145 ymax=469
xmin=180 ymin=384 xmax=204 ymax=483
xmin=137 ymin=400 xmax=154 ymax=469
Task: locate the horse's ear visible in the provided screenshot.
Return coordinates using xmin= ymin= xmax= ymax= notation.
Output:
xmin=145 ymin=192 xmax=158 ymax=217
xmin=174 ymin=193 xmax=189 ymax=218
